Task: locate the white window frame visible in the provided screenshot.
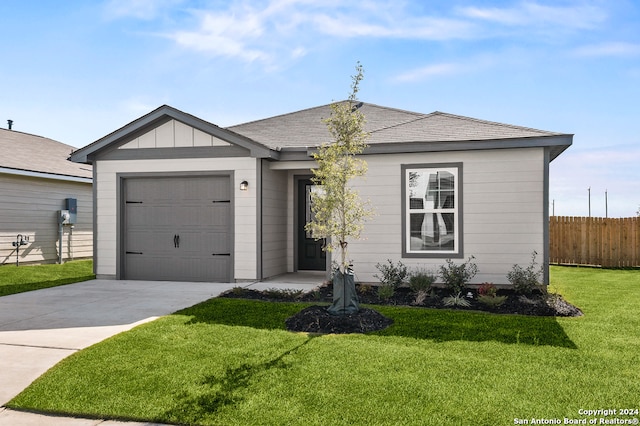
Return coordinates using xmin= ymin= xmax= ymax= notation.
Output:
xmin=402 ymin=163 xmax=463 ymax=258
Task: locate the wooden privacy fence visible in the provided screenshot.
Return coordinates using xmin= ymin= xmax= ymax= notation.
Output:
xmin=549 ymin=216 xmax=640 ymax=267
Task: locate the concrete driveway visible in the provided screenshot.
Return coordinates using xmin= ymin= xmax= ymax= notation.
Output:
xmin=0 ymin=276 xmax=321 ymax=425
xmin=0 ymin=280 xmax=237 ymax=405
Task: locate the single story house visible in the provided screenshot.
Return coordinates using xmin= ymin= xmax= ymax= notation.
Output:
xmin=1 ymin=127 xmax=93 ymax=265
xmin=69 ymin=103 xmax=572 ymax=285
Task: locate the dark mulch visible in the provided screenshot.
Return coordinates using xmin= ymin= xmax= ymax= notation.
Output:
xmin=219 ymin=283 xmax=582 ymax=334
xmin=285 ymin=305 xmax=394 ymax=334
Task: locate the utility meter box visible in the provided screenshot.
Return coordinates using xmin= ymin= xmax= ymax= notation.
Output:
xmin=65 ymin=198 xmax=77 ymax=224
xmin=58 ymin=210 xmax=71 ymax=225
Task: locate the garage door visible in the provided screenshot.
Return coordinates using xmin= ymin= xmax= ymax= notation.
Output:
xmin=123 ymin=175 xmax=232 ymax=282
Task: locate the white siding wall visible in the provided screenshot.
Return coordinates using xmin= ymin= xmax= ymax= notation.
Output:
xmin=119 ymin=120 xmax=231 ymax=149
xmin=348 ymin=148 xmax=545 ymax=284
xmin=0 ymin=174 xmax=93 ymax=265
xmin=94 ymin=157 xmax=257 ymax=280
xmin=260 ymin=162 xmax=288 ymax=278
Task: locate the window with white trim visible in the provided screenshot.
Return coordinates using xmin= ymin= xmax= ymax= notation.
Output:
xmin=403 ymin=164 xmax=461 ymax=257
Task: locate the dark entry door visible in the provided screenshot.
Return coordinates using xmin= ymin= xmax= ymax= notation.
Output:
xmin=297 ymin=179 xmax=326 ymax=271
xmin=123 ymin=175 xmax=232 ymax=282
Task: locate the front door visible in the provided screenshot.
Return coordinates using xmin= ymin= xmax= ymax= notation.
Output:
xmin=297 ymin=178 xmax=326 ymax=271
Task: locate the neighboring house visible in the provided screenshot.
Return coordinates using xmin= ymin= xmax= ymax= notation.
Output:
xmin=69 ymin=103 xmax=572 ymax=285
xmin=1 ymin=127 xmax=93 ymax=265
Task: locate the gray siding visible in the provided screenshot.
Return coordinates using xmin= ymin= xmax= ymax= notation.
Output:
xmin=348 ymin=148 xmax=545 ymax=284
xmin=260 ymin=161 xmax=288 ymax=278
xmin=0 ymin=174 xmax=93 ymax=265
xmin=94 ymin=157 xmax=257 ymax=280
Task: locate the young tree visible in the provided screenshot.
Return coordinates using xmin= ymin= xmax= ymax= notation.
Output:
xmin=306 ymin=62 xmax=374 ymax=315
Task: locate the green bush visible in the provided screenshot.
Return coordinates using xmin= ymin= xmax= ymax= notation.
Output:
xmin=374 ymin=259 xmax=408 ymax=288
xmin=507 ymin=251 xmax=542 ymax=295
xmin=477 ymin=294 xmax=507 ymax=308
xmin=442 ymin=292 xmax=471 ymax=307
xmin=262 ymin=288 xmax=304 ymax=300
xmin=377 ymin=283 xmax=395 ymax=301
xmin=439 ymin=256 xmax=478 ymax=294
xmin=408 ymin=268 xmax=436 ymax=294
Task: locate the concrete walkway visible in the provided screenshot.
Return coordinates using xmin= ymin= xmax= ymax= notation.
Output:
xmin=0 ymin=276 xmax=322 ymax=425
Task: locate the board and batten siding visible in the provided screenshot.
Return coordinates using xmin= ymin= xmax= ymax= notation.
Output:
xmin=348 ymin=147 xmax=545 ymax=284
xmin=93 ymin=157 xmax=257 ymax=280
xmin=260 ymin=161 xmax=288 ymax=279
xmin=118 ymin=119 xmax=232 ymax=149
xmin=0 ymin=173 xmax=93 ymax=265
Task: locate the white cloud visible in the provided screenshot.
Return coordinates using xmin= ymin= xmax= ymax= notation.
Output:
xmin=391 ymin=53 xmax=501 ymax=83
xmin=170 ymin=11 xmax=271 ymax=62
xmin=159 ymin=1 xmax=478 ymax=64
xmin=112 ymin=0 xmax=612 ymax=67
xmin=573 ymin=42 xmax=640 ymax=57
xmin=311 ymin=14 xmax=475 ymax=40
xmin=459 ymin=1 xmax=606 ymax=30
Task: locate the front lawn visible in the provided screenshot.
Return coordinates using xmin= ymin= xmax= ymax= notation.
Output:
xmin=8 ymin=266 xmax=640 ymax=425
xmin=0 ymin=260 xmax=94 ymax=297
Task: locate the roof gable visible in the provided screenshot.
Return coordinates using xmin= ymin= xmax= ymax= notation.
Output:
xmin=69 ymin=105 xmax=275 ymax=164
xmin=117 ymin=119 xmax=232 ymax=149
xmin=0 ymin=128 xmax=92 ymax=180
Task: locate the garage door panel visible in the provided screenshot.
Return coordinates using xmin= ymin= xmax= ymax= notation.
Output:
xmin=126 ymin=205 xmax=147 ymax=226
xmin=124 ymin=230 xmax=152 ymax=253
xmin=123 ymin=175 xmax=232 ymax=282
xmin=177 ymin=232 xmax=229 ymax=254
xmin=210 ymin=233 xmax=231 ymax=254
xmin=209 ymin=204 xmax=230 ymax=227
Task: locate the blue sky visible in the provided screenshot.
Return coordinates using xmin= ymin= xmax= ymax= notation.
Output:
xmin=1 ymin=0 xmax=638 ymax=217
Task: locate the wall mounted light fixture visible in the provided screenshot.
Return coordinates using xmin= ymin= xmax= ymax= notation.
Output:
xmin=240 ymin=180 xmax=249 ymax=191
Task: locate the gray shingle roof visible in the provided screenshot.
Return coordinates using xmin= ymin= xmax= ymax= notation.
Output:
xmin=68 ymin=102 xmax=572 ymax=164
xmin=227 ymin=102 xmax=568 ymax=150
xmin=0 ymin=128 xmax=92 ymax=179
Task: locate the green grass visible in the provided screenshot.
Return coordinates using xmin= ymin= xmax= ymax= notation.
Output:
xmin=8 ymin=267 xmax=640 ymax=425
xmin=0 ymin=260 xmax=95 ymax=296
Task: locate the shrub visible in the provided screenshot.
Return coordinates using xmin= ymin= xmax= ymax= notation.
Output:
xmin=442 ymin=292 xmax=471 ymax=307
xmin=507 ymin=251 xmax=542 ymax=295
xmin=357 ymin=284 xmax=373 ymax=295
xmin=374 ymin=260 xmax=408 ymax=289
xmin=477 ymin=282 xmax=497 ymax=297
xmin=377 ymin=283 xmax=395 ymax=301
xmin=477 ymin=294 xmax=507 ymax=308
xmin=262 ymin=288 xmax=304 ymax=300
xmin=230 ymin=286 xmax=247 ymax=296
xmin=408 ymin=268 xmax=436 ymax=294
xmin=439 ymin=256 xmax=478 ymax=294
xmin=412 ymin=290 xmax=429 ymax=306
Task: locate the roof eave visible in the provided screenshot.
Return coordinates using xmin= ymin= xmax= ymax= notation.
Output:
xmin=363 ymin=134 xmax=573 ymax=158
xmin=0 ymin=166 xmax=92 ymax=183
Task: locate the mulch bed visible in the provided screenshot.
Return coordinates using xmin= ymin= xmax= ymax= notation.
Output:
xmin=219 ymin=283 xmax=582 ymax=334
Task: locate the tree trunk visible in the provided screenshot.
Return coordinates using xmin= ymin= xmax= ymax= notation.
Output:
xmin=328 ymin=268 xmax=359 ymax=315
